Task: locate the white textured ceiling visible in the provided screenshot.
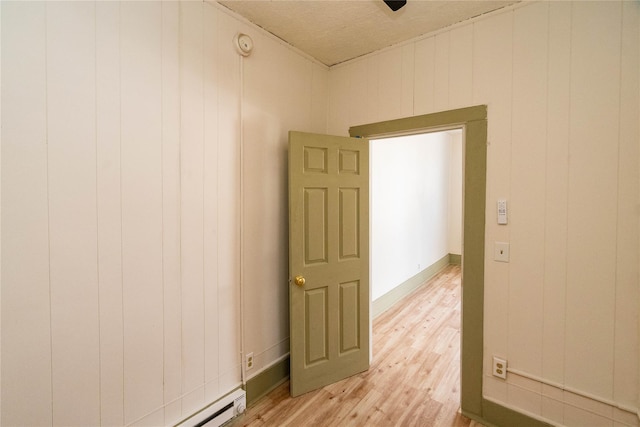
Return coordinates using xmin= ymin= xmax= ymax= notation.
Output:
xmin=216 ymin=0 xmax=518 ymax=66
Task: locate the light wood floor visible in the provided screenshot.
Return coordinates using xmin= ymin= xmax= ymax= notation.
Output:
xmin=233 ymin=265 xmax=485 ymax=427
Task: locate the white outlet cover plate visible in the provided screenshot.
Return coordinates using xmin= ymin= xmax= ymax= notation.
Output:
xmin=493 ymin=356 xmax=507 ymax=379
xmin=494 ymin=242 xmax=510 ymax=262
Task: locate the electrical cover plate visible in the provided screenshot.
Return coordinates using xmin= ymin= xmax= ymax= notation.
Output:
xmin=494 ymin=242 xmax=510 ymax=262
xmin=493 ymin=356 xmax=507 ymax=379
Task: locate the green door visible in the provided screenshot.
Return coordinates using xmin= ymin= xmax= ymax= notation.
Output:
xmin=288 ymin=131 xmax=370 ymax=397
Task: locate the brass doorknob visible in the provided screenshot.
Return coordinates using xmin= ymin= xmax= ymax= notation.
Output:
xmin=294 ymin=275 xmax=305 ymax=287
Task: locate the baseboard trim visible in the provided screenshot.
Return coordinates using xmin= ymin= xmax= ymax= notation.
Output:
xmin=462 ymin=398 xmax=555 ymax=427
xmin=245 ymin=357 xmax=290 ymax=408
xmin=449 ymin=253 xmax=462 ymax=265
xmin=372 ymin=254 xmax=450 ymax=318
xmin=461 ymin=409 xmax=499 ymax=427
xmin=479 ymin=398 xmax=554 ymax=427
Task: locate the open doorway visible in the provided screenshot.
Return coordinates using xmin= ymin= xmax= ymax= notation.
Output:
xmin=368 ymin=128 xmax=465 ymax=422
xmin=245 ymin=106 xmax=487 ymax=425
xmin=350 ymin=105 xmax=488 ymax=420
xmin=370 ymin=129 xmax=463 ymax=317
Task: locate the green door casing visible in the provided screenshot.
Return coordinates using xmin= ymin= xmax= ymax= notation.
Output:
xmin=288 ymin=131 xmax=370 ymax=397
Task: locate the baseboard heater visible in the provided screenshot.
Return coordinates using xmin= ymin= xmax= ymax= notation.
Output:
xmin=176 ymin=389 xmax=246 ymax=427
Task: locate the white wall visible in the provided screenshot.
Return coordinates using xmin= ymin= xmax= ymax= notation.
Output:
xmin=328 ymin=1 xmax=639 ymax=425
xmin=0 ymin=1 xmax=326 ymax=425
xmin=447 ymin=131 xmax=463 ymax=256
xmin=370 ymin=131 xmax=461 ymax=301
xmin=240 ymin=14 xmax=328 ymax=378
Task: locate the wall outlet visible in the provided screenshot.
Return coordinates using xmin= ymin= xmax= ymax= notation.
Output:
xmin=246 ymin=352 xmax=254 ymax=370
xmin=492 ymin=356 xmax=507 ymax=379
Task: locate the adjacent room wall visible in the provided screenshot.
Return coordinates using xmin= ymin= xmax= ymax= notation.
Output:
xmin=447 ymin=130 xmax=463 ymax=256
xmin=370 ymin=130 xmax=461 ymax=301
xmin=328 ymin=1 xmax=639 ymax=425
xmin=0 ymin=1 xmax=327 ymax=425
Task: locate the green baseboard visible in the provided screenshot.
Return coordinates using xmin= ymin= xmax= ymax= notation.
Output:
xmin=477 ymin=398 xmax=554 ymax=427
xmin=245 ymin=357 xmax=290 ymax=408
xmin=372 ymin=254 xmax=450 ymax=318
xmin=449 ymin=253 xmax=462 ymax=265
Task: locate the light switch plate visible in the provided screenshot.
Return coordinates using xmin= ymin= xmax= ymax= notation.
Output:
xmin=494 ymin=242 xmax=510 ymax=262
xmin=497 ymin=199 xmax=508 ymax=225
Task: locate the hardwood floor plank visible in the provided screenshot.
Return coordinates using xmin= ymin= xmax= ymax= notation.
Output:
xmin=233 ymin=265 xmax=485 ymax=427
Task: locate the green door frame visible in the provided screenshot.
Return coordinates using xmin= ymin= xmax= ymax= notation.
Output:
xmin=350 ymin=105 xmax=551 ymax=427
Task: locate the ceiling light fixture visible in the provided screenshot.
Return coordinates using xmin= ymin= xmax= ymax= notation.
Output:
xmin=383 ymin=0 xmax=406 ymax=12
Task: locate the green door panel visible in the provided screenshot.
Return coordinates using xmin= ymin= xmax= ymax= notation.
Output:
xmin=288 ymin=131 xmax=370 ymax=397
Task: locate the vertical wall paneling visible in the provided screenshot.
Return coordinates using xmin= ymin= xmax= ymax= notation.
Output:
xmin=326 ymin=65 xmax=352 ymax=135
xmin=2 ymin=0 xmax=322 ymax=423
xmin=615 ymin=0 xmax=640 ymax=407
xmin=413 ymin=36 xmax=435 ymax=115
xmin=311 ymin=64 xmax=328 ymax=134
xmin=449 ymin=25 xmax=473 ymax=109
xmin=377 ymin=49 xmax=403 ymax=121
xmin=241 ymin=30 xmax=279 ymax=374
xmin=565 ymin=1 xmax=621 ymax=398
xmin=120 ymin=2 xmax=164 ymax=423
xmin=326 ymin=58 xmax=369 ymax=135
xmin=241 ymin=25 xmax=331 ymax=375
xmin=46 ymin=3 xmax=100 ymax=424
xmin=161 ymin=1 xmax=182 ymax=423
xmin=280 ymin=49 xmax=315 ymax=132
xmin=180 ymin=2 xmax=206 ymax=414
xmin=508 ymin=1 xmax=548 ymax=382
xmin=279 ymin=51 xmax=310 ymax=355
xmin=434 ymin=32 xmax=450 ymax=112
xmin=203 ymin=3 xmax=221 ymax=402
xmin=216 ymin=11 xmax=242 ymax=392
xmin=132 ymin=409 xmax=165 ymax=427
xmin=327 ymin=0 xmax=639 ymax=422
xmin=96 ymin=2 xmax=124 ymax=425
xmin=542 ymin=0 xmax=571 ymax=386
xmin=346 ymin=59 xmax=370 ymax=128
xmin=471 ymin=11 xmax=513 ymax=384
xmin=401 ymin=43 xmax=415 ymax=117
xmin=272 ymin=36 xmax=309 ymax=378
xmin=0 ymin=3 xmax=53 ymax=425
xmin=365 ymin=56 xmax=381 ymax=124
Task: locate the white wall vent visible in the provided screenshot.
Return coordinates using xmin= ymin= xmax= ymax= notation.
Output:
xmin=176 ymin=389 xmax=246 ymax=427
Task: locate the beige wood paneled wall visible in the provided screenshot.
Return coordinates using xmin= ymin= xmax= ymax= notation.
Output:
xmin=1 ymin=1 xmax=327 ymax=425
xmin=328 ymin=1 xmax=639 ymax=424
